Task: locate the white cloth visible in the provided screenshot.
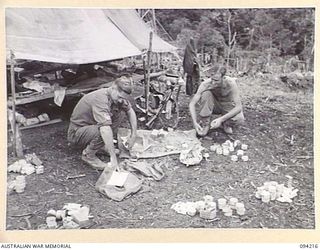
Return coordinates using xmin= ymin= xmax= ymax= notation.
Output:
xmin=54 ymin=87 xmax=66 ymax=107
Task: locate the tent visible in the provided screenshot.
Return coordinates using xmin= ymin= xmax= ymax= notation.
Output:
xmin=103 ymin=9 xmax=176 ymax=53
xmin=6 ymin=8 xmax=176 ymax=64
xmin=6 ymin=8 xmax=176 ymax=157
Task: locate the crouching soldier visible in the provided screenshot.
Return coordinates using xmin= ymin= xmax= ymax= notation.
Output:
xmin=189 ymin=67 xmax=245 ymax=136
xmin=67 ymin=76 xmax=137 ymax=171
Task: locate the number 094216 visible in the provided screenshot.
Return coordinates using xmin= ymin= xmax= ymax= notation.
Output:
xmin=300 ymin=244 xmax=319 ymax=249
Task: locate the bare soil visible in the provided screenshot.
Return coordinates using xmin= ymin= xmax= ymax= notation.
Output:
xmin=6 ymin=75 xmax=314 ymax=229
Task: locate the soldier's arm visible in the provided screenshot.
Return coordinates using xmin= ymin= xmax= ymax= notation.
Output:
xmin=100 ymin=126 xmax=118 ymax=168
xmin=219 ymin=82 xmax=242 ymax=123
xmin=189 ymin=79 xmax=212 ymax=131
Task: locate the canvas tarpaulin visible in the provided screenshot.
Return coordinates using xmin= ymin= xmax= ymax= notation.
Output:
xmin=6 ymin=8 xmax=142 ymax=64
xmin=117 ymin=128 xmax=201 ymax=159
xmin=103 ymin=9 xmax=176 ymax=53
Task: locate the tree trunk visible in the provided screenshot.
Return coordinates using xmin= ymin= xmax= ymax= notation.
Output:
xmin=226 ymin=11 xmax=232 ymax=69
xmin=248 ymin=28 xmax=254 ymax=50
xmin=226 ymin=11 xmax=237 ymax=70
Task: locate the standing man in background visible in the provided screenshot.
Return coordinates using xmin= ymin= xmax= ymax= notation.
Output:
xmin=183 ymin=37 xmax=201 ymax=96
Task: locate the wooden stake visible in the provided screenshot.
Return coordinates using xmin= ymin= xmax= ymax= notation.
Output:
xmin=15 ymin=123 xmax=23 ymax=157
xmin=9 ymin=51 xmax=23 ymax=157
xmin=143 ymin=59 xmax=147 ymax=119
xmin=152 ymin=9 xmax=157 ymax=34
xmin=10 ymin=52 xmax=17 ymax=156
xmin=145 ymin=32 xmax=153 ymax=122
xmin=10 ymin=52 xmax=16 ymax=156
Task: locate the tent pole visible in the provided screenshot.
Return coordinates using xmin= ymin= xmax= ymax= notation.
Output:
xmin=152 ymin=9 xmax=157 ymax=34
xmin=156 ymin=53 xmax=159 ymax=69
xmin=10 ymin=51 xmax=17 ymax=157
xmin=9 ymin=51 xmax=23 ymax=157
xmin=155 ymin=18 xmax=174 ymax=41
xmin=143 ymin=59 xmax=147 ymax=120
xmin=141 ymin=9 xmax=150 ymax=20
xmin=145 ymin=31 xmax=153 ymax=122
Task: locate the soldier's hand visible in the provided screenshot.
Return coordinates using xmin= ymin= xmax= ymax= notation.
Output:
xmin=194 ymin=122 xmax=209 ymax=136
xmin=194 ymin=122 xmax=203 ymax=134
xmin=210 ymin=118 xmax=223 ymax=129
xmin=127 ymin=135 xmax=136 ymax=150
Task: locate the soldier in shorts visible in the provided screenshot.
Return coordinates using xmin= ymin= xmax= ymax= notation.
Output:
xmin=67 ymin=76 xmax=137 ymax=171
xmin=189 ymin=67 xmax=244 ymax=136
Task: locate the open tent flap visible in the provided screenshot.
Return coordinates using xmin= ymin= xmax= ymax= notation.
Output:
xmin=6 ymin=8 xmax=142 ymax=64
xmin=103 ymin=9 xmax=176 ymax=53
xmin=5 ymin=8 xmax=177 ymax=103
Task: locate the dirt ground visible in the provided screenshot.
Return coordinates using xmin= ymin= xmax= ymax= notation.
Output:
xmin=6 ymin=75 xmax=314 ymax=229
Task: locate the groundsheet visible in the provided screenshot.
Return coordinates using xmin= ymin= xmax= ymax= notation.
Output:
xmin=118 ymin=128 xmax=201 ymax=159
